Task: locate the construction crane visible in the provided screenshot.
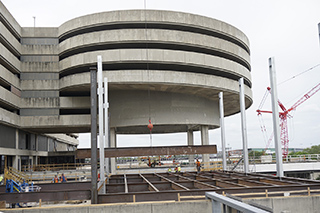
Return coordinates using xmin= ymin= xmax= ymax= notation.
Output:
xmin=257 ymin=82 xmax=320 ymax=157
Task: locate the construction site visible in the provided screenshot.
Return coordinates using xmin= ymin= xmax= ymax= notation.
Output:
xmin=1 ymin=0 xmax=320 ymax=212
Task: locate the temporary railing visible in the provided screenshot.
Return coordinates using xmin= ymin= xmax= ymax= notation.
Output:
xmin=27 ymin=172 xmax=91 ymax=183
xmin=4 ymin=167 xmax=30 ymax=183
xmin=205 ymin=192 xmax=271 ymax=213
xmin=201 ymin=161 xmax=223 ymax=171
xmin=22 ymin=162 xmax=92 ymax=172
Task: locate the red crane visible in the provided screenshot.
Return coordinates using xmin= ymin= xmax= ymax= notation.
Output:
xmin=257 ymin=82 xmax=320 ymax=157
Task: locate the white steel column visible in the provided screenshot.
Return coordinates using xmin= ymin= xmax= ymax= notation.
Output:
xmin=187 ymin=129 xmax=194 ymax=166
xmin=239 ymin=78 xmax=249 ymax=174
xmin=269 ymin=57 xmax=284 ymax=177
xmin=104 ymin=77 xmax=109 ymax=181
xmin=110 ymin=128 xmax=117 ymax=174
xmin=219 ymin=92 xmax=227 ymax=170
xmin=200 ymin=125 xmax=210 ymax=168
xmin=97 ymin=55 xmax=106 ymax=193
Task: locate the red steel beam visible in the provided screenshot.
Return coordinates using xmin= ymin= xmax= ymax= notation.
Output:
xmin=76 ymin=145 xmax=217 ymax=158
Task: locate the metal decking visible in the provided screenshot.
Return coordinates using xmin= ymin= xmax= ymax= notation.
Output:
xmin=1 ymin=171 xmax=320 ymax=205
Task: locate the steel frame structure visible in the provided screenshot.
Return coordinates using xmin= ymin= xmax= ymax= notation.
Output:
xmin=1 ymin=171 xmax=320 ymax=205
xmin=257 ymin=82 xmax=320 ymax=157
xmin=76 ymin=145 xmax=217 ymax=158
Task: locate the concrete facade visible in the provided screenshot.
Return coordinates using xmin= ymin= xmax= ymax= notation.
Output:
xmin=247 ymin=196 xmax=320 ymax=213
xmin=0 ymin=2 xmax=252 ymax=168
xmin=1 ymin=200 xmax=212 ymax=213
xmin=0 ymin=2 xmax=78 ymax=170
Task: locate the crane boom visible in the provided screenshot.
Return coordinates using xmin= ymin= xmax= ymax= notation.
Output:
xmin=288 ymin=82 xmax=320 ymax=112
xmin=257 ymin=81 xmax=320 ymax=157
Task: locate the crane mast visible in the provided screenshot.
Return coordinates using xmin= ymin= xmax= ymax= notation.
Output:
xmin=257 ymin=82 xmax=320 ymax=157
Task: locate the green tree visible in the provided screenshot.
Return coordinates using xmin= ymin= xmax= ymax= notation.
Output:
xmin=289 ymin=144 xmax=320 ymax=156
xmin=248 ymin=151 xmax=264 ymax=157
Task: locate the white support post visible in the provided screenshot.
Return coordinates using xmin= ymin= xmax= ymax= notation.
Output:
xmin=219 ymin=92 xmax=227 ymax=171
xmin=110 ymin=128 xmax=117 ymax=174
xmin=239 ymin=78 xmax=249 ymax=174
xmin=97 ymin=55 xmax=106 ymax=193
xmin=104 ymin=77 xmax=109 ymax=181
xmin=269 ymin=57 xmax=284 ymax=177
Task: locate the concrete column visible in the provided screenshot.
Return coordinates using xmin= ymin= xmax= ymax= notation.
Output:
xmin=187 ymin=130 xmax=194 ymax=166
xmin=201 ymin=125 xmax=210 ymax=167
xmin=12 ymin=155 xmax=19 ymax=170
xmin=13 ymin=129 xmax=19 ymax=170
xmin=15 ymin=129 xmax=19 ymax=149
xmin=110 ymin=128 xmax=117 ymax=174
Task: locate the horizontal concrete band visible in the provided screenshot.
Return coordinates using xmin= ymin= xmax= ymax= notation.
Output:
xmin=0 ymin=21 xmax=21 ymax=56
xmin=59 ymin=28 xmax=250 ymax=68
xmin=0 ymin=147 xmax=48 ymax=156
xmin=20 ymin=79 xmax=59 ymax=90
xmin=20 ymin=55 xmax=59 ymax=62
xmin=20 ymin=108 xmax=59 ymax=116
xmin=20 ymin=97 xmax=87 ymax=108
xmin=58 ymin=10 xmax=249 ymax=50
xmin=0 ymin=42 xmax=20 ymax=73
xmin=20 ymin=72 xmax=59 ymax=80
xmin=21 ymin=61 xmax=59 ymax=72
xmin=60 ymin=70 xmax=252 ymax=111
xmin=0 ymin=2 xmax=21 ymax=40
xmin=59 ymin=49 xmax=251 ymax=82
xmin=21 ymin=90 xmax=59 ymax=98
xmin=0 ymin=86 xmax=20 ymax=109
xmin=0 ymin=108 xmax=19 ymax=127
xmin=21 ymin=44 xmax=59 ymax=55
xmin=0 ymin=64 xmax=20 ymax=88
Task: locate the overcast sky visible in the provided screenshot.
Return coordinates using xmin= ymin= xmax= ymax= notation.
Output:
xmin=2 ymin=0 xmax=320 ymax=150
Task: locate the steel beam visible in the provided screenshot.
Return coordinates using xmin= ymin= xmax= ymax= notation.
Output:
xmin=140 ymin=174 xmax=159 ymax=192
xmin=76 ymin=145 xmax=217 ymax=158
xmin=172 ymin=173 xmax=218 ymax=189
xmin=154 ymin=173 xmax=190 ymax=191
xmin=90 ymin=67 xmax=98 ymax=204
xmin=124 ymin=174 xmax=128 ymax=193
xmin=0 ymin=190 xmax=91 ymax=204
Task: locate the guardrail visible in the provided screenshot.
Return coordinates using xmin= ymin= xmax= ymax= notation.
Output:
xmin=22 ymin=162 xmax=92 ymax=172
xmin=4 ymin=167 xmax=30 ymax=183
xmin=205 ymin=192 xmax=271 ymax=213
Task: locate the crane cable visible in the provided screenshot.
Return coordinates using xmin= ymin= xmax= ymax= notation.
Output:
xmin=278 ymin=63 xmax=320 ymax=86
xmin=257 ymin=63 xmax=320 ymax=153
xmin=144 ymin=0 xmax=153 ymax=148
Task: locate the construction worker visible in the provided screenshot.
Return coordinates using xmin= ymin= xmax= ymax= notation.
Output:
xmin=168 ymin=168 xmax=172 ymax=173
xmin=0 ymin=175 xmax=3 ymax=185
xmin=52 ymin=175 xmax=59 ymax=183
xmin=196 ymin=159 xmax=201 ymax=173
xmin=177 ymin=165 xmax=181 ymax=173
xmin=60 ymin=173 xmax=67 ymax=183
xmin=175 ymin=165 xmax=181 ymax=173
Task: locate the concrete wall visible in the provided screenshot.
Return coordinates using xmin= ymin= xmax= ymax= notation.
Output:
xmin=1 ymin=200 xmax=212 ymax=213
xmin=247 ymin=196 xmax=320 ymax=213
xmin=0 ymin=124 xmax=16 ymax=148
xmin=109 ymin=90 xmax=220 ymax=133
xmin=0 ymin=2 xmax=77 ymax=164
